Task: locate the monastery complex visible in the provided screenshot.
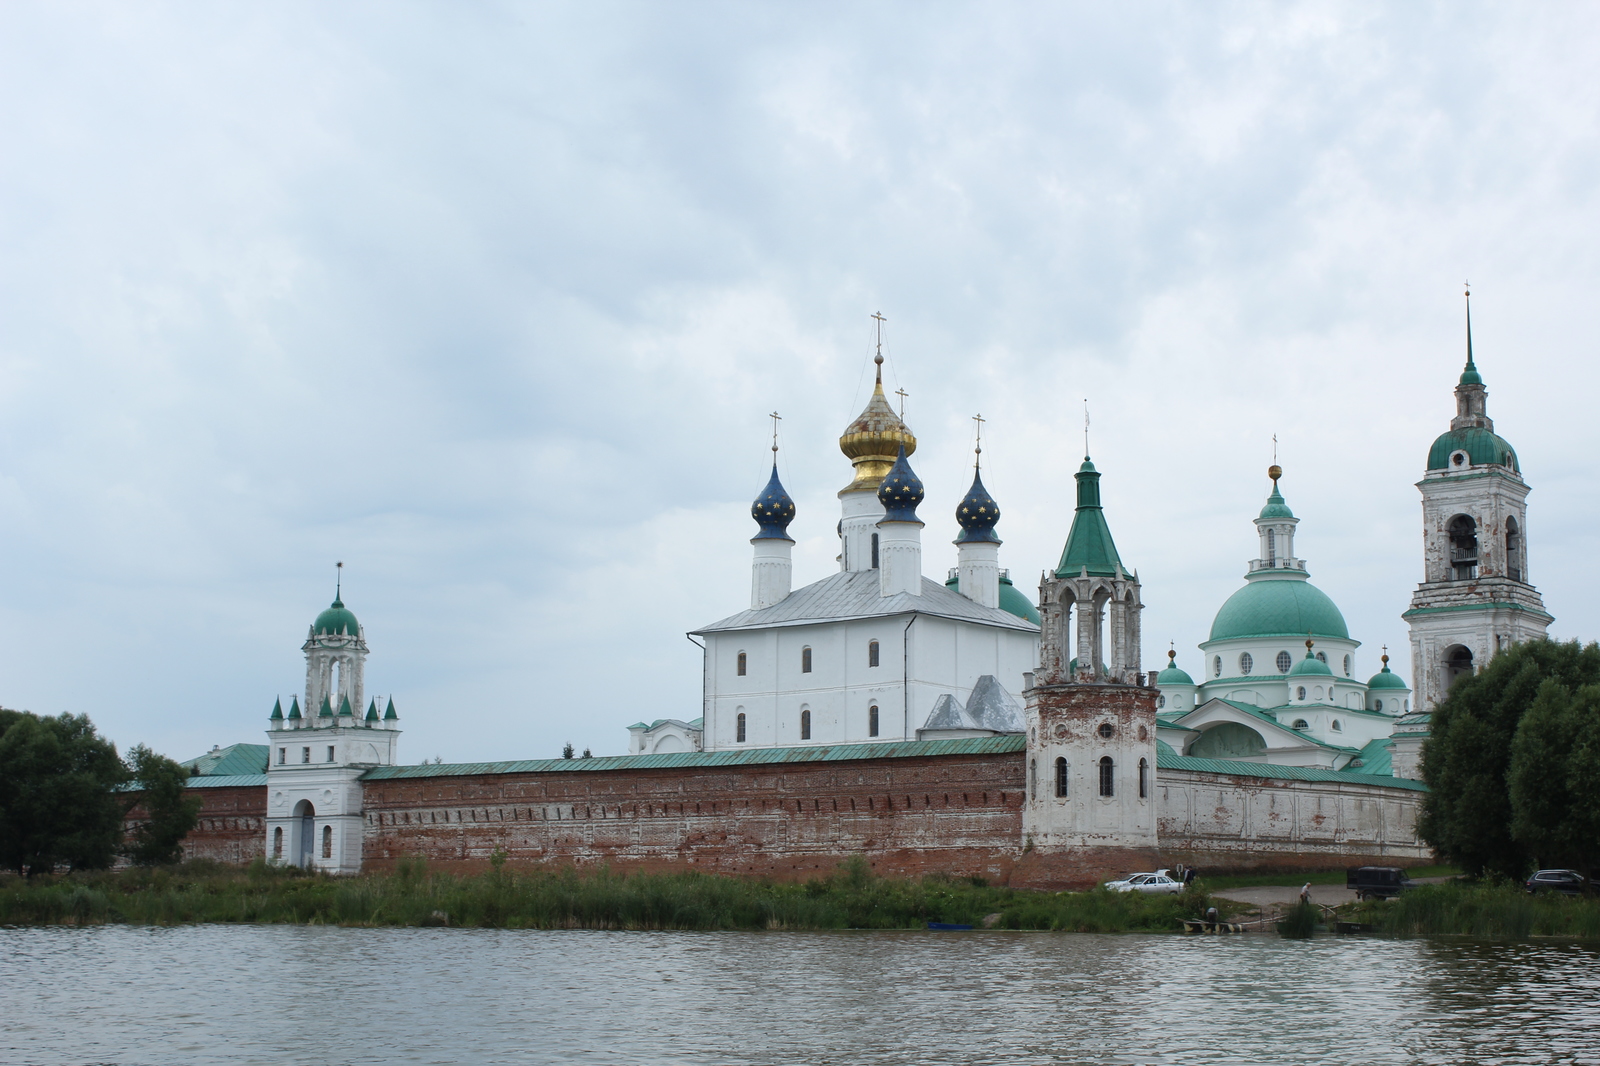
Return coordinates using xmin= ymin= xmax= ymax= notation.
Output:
xmin=160 ymin=303 xmax=1549 ymax=887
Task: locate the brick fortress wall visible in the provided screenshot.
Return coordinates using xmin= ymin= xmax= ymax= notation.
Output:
xmin=124 ymin=784 xmax=267 ymax=866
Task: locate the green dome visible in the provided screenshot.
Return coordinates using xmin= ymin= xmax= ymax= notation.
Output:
xmin=1368 ymin=661 xmax=1409 ymax=690
xmin=1288 ymin=649 xmax=1333 ymax=677
xmin=1427 ymin=427 xmax=1518 ymax=473
xmin=1208 ymin=577 xmax=1349 ymax=643
xmin=943 ymin=572 xmax=1041 ymax=625
xmin=314 ymin=598 xmax=360 ymax=637
xmin=1157 ymin=663 xmax=1195 ymax=686
xmin=1258 ymin=487 xmax=1294 ymax=520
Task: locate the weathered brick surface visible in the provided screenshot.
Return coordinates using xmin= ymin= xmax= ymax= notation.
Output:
xmin=124 ymin=786 xmax=267 ymax=865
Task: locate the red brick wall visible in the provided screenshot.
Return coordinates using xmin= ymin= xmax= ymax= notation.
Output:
xmin=123 ymin=785 xmax=267 ymax=866
xmin=360 ymin=751 xmax=1034 ymax=883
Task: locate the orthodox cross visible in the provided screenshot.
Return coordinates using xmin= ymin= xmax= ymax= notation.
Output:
xmin=769 ymin=411 xmax=781 ymax=455
xmin=895 ymin=387 xmax=908 ymax=418
xmin=972 ymin=413 xmax=985 ymax=468
xmin=1083 ymin=399 xmax=1090 ymax=458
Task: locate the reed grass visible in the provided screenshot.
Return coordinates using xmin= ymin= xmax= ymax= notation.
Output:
xmin=0 ymin=857 xmax=1223 ymax=932
xmin=1357 ymin=881 xmax=1600 ymax=940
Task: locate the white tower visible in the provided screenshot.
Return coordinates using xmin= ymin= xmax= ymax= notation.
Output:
xmin=1403 ymin=292 xmax=1552 ymax=723
xmin=265 ymin=576 xmax=400 ymax=874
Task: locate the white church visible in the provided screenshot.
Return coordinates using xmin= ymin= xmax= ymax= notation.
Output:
xmin=628 ymin=296 xmax=1551 ymax=790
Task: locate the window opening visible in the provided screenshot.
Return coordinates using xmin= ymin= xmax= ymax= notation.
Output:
xmin=301 ymin=747 xmax=311 ymax=764
xmin=1445 ymin=645 xmax=1474 ymax=692
xmin=1276 ymin=651 xmax=1293 ymax=673
xmin=1296 ymin=686 xmax=1306 ymax=700
xmin=1449 ymin=515 xmax=1479 ymax=580
xmin=736 ymin=651 xmax=747 ymax=677
xmin=800 ymin=709 xmax=811 ymax=741
xmin=1239 ymin=653 xmax=1253 ymax=675
xmin=1098 ymin=722 xmax=1115 ymax=738
xmin=868 ymin=704 xmax=879 ymax=737
xmin=871 ymin=533 xmax=879 ymax=569
xmin=1138 ymin=758 xmax=1148 ymax=799
xmin=1331 ymin=719 xmax=1343 ymax=732
xmin=277 ymin=747 xmax=286 ymax=765
xmin=1316 ymin=651 xmax=1327 ymax=664
xmin=1098 ymin=757 xmax=1115 ymax=797
xmin=736 ymin=713 xmax=746 ymax=743
xmin=1213 ymin=656 xmax=1222 ymax=678
xmin=868 ymin=640 xmax=880 ymax=668
xmin=272 ymin=826 xmax=283 ymax=858
xmin=1374 ymin=700 xmax=1383 ymax=713
xmin=1054 ymin=757 xmax=1068 ymax=798
xmin=321 ymin=824 xmax=333 ymax=859
xmin=1292 ymin=718 xmax=1309 ymax=730
xmin=327 ymin=745 xmax=335 ymax=763
xmin=801 ymin=647 xmax=812 ymax=673
xmin=1267 ymin=528 xmax=1276 ymax=565
xmin=1343 ymin=654 xmax=1351 ymax=677
xmin=1507 ymin=517 xmax=1522 ymax=581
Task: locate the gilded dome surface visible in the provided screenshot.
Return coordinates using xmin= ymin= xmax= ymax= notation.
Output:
xmin=839 ymin=357 xmax=915 ymax=492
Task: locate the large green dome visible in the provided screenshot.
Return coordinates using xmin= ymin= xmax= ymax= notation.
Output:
xmin=1427 ymin=427 xmax=1518 ymax=473
xmin=1208 ymin=577 xmax=1349 ymax=643
xmin=313 ymin=598 xmax=360 ymax=637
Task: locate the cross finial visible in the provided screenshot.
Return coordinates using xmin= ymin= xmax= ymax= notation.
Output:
xmin=769 ymin=411 xmax=782 ymax=455
xmin=972 ymin=413 xmax=985 ymax=469
xmin=1464 ymin=282 xmax=1476 ymax=371
xmin=895 ymin=387 xmax=908 ymax=418
xmin=871 ymin=312 xmax=886 ymax=382
xmin=335 ymin=561 xmax=343 ymax=602
xmin=1083 ymin=399 xmax=1090 ymax=459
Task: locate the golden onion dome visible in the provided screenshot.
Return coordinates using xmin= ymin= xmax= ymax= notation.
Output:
xmin=838 ymin=354 xmax=916 ymax=493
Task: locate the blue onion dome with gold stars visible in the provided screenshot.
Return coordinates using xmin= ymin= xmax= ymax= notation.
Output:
xmin=751 ymin=463 xmax=796 ymax=540
xmin=878 ymin=444 xmax=924 ymax=523
xmin=954 ymin=469 xmax=1000 ymax=544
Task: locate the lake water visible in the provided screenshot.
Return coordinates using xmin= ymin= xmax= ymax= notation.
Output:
xmin=3 ymin=926 xmax=1598 ymax=1065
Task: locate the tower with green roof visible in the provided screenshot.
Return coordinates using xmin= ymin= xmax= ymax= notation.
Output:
xmin=1400 ymin=290 xmax=1551 ymax=770
xmin=1036 ymin=453 xmax=1143 ymax=684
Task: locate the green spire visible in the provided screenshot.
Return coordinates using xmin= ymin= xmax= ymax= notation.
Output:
xmin=1460 ymin=286 xmax=1483 ymax=386
xmin=287 ymin=696 xmax=302 ymax=720
xmin=318 ymin=695 xmax=334 ymax=718
xmin=337 ymin=694 xmax=354 ymax=717
xmin=270 ymin=697 xmax=283 ymax=720
xmin=383 ymin=697 xmax=398 ymax=721
xmin=365 ymin=698 xmax=379 ymax=722
xmin=1053 ymin=453 xmax=1125 ymax=578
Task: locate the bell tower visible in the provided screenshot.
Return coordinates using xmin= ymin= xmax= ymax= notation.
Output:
xmin=1402 ymin=290 xmax=1552 ymax=726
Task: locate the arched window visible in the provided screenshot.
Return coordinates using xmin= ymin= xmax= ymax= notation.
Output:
xmin=1445 ymin=644 xmax=1474 ymax=692
xmin=868 ymin=640 xmax=880 ymax=668
xmin=1239 ymin=653 xmax=1253 ymax=675
xmin=1316 ymin=651 xmax=1327 ymax=664
xmin=801 ymin=647 xmax=812 ymax=673
xmin=1292 ymin=718 xmax=1309 ymax=730
xmin=1054 ymin=757 xmax=1068 ymax=797
xmin=1374 ymin=699 xmax=1383 ymax=713
xmin=272 ymin=825 xmax=283 ymax=858
xmin=1449 ymin=515 xmax=1479 ymax=580
xmin=1296 ymin=686 xmax=1307 ymax=700
xmin=321 ymin=824 xmax=333 ymax=859
xmin=1098 ymin=756 xmax=1114 ymax=797
xmin=735 ymin=712 xmax=747 ymax=743
xmin=736 ymin=652 xmax=747 ymax=677
xmin=1276 ymin=651 xmax=1293 ymax=673
xmin=871 ymin=533 xmax=880 ymax=569
xmin=1343 ymin=654 xmax=1352 ymax=677
xmin=1213 ymin=656 xmax=1222 ymax=678
xmin=1507 ymin=517 xmax=1523 ymax=581
xmin=868 ymin=704 xmax=879 ymax=737
xmin=1138 ymin=758 xmax=1148 ymax=799
xmin=1267 ymin=528 xmax=1276 ymax=565
xmin=1331 ymin=719 xmax=1343 ymax=733
xmin=800 ymin=708 xmax=811 ymax=740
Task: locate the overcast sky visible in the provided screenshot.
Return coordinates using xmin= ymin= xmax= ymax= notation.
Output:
xmin=1 ymin=2 xmax=1595 ymax=764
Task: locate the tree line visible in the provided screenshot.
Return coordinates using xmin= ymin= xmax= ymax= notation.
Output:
xmin=1421 ymin=639 xmax=1600 ymax=879
xmin=0 ymin=709 xmax=200 ymax=877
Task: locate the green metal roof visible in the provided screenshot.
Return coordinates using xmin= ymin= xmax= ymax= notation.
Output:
xmin=180 ymin=743 xmax=269 ymax=777
xmin=1427 ymin=427 xmax=1518 ymax=473
xmin=1368 ymin=663 xmax=1409 ymax=690
xmin=1156 ymin=751 xmax=1426 ymax=791
xmin=362 ymin=735 xmax=1031 ymax=780
xmin=1287 ymin=650 xmax=1333 ymax=677
xmin=1207 ymin=575 xmax=1349 ymax=643
xmin=1345 ymin=737 xmax=1395 ymax=777
xmin=314 ymin=597 xmax=361 ymax=637
xmin=1258 ymin=485 xmax=1294 ymax=519
xmin=1054 ymin=457 xmax=1126 ymax=579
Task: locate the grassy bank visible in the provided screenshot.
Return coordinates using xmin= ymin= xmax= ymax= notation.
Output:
xmin=1197 ymin=865 xmax=1459 ymax=891
xmin=1354 ymin=881 xmax=1600 ymax=939
xmin=0 ymin=858 xmax=1225 ymax=932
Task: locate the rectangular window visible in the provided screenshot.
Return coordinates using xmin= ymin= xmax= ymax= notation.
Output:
xmin=277 ymin=747 xmax=286 ymax=765
xmin=327 ymin=746 xmax=335 ymax=763
xmin=868 ymin=705 xmax=879 ymax=737
xmin=801 ymin=647 xmax=812 ymax=673
xmin=302 ymin=747 xmax=311 ymax=764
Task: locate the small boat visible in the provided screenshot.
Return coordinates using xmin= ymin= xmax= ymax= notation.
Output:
xmin=927 ymin=922 xmax=974 ymax=931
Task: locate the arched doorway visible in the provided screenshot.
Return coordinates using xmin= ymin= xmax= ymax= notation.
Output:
xmin=1444 ymin=645 xmax=1474 ymax=694
xmin=292 ymin=799 xmax=315 ymax=868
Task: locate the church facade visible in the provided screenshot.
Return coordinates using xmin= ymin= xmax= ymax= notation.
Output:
xmin=160 ymin=300 xmax=1555 ymax=882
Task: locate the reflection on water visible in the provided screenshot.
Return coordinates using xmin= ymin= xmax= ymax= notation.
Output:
xmin=3 ymin=925 xmax=1598 ymax=1065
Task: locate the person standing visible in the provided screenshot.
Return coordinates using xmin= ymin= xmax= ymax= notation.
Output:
xmin=1299 ymin=882 xmax=1312 ymax=904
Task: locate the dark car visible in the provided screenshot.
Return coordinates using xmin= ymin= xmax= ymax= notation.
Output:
xmin=1524 ymin=869 xmax=1597 ymax=896
xmin=1346 ymin=866 xmax=1414 ymax=901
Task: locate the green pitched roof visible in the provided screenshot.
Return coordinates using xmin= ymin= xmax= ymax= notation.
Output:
xmin=287 ymin=696 xmax=302 ymax=720
xmin=1054 ymin=457 xmax=1126 ymax=578
xmin=383 ymin=698 xmax=398 ymax=721
xmin=365 ymin=699 xmax=380 ymax=722
xmin=180 ymin=743 xmax=270 ymax=777
xmin=318 ymin=695 xmax=334 ymax=718
xmin=337 ymin=694 xmax=354 ymax=717
xmin=269 ymin=698 xmax=283 ymax=720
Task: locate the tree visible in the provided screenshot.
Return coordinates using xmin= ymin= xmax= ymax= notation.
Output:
xmin=124 ymin=744 xmax=202 ymax=866
xmin=1508 ymin=681 xmax=1600 ymax=876
xmin=1419 ymin=639 xmax=1600 ymax=878
xmin=561 ymin=742 xmax=575 ymax=759
xmin=0 ymin=709 xmax=128 ymax=876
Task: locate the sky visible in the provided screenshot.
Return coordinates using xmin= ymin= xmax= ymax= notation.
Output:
xmin=0 ymin=2 xmax=1596 ymax=764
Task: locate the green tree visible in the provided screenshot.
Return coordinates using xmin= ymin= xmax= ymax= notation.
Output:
xmin=1508 ymin=681 xmax=1600 ymax=875
xmin=1419 ymin=639 xmax=1600 ymax=878
xmin=123 ymin=744 xmax=202 ymax=866
xmin=0 ymin=709 xmax=128 ymax=876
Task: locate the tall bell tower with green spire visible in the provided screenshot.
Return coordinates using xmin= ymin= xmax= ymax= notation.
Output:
xmin=1398 ymin=290 xmax=1552 ymax=775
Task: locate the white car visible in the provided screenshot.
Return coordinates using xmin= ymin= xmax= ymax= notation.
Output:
xmin=1104 ymin=871 xmax=1185 ymax=894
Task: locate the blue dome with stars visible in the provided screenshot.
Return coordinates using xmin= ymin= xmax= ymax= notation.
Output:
xmin=877 ymin=445 xmax=924 ymax=523
xmin=751 ymin=464 xmax=796 ymax=540
xmin=954 ymin=469 xmax=1000 ymax=544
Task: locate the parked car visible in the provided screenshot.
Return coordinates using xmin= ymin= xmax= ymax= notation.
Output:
xmin=1105 ymin=872 xmax=1184 ymax=894
xmin=1346 ymin=866 xmax=1414 ymax=901
xmin=1524 ymin=869 xmax=1597 ymax=896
